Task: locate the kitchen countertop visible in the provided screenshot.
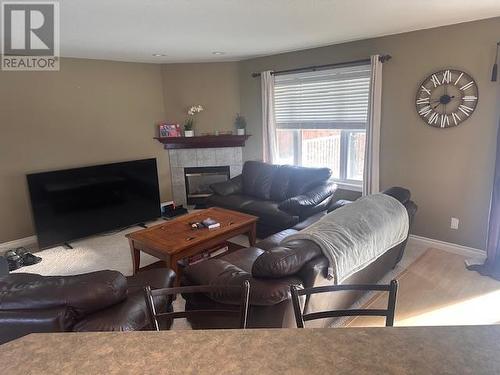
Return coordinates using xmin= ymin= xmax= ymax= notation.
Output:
xmin=1 ymin=325 xmax=499 ymax=374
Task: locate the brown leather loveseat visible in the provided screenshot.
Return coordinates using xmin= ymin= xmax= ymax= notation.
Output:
xmin=207 ymin=161 xmax=337 ymax=237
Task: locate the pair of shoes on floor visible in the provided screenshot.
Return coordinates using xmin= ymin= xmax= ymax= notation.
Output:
xmin=4 ymin=247 xmax=42 ymax=271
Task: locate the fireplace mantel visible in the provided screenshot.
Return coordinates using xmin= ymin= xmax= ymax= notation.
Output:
xmin=155 ymin=134 xmax=250 ymax=149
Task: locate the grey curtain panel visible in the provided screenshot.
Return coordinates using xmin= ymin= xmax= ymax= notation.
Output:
xmin=468 ymin=119 xmax=500 ymax=279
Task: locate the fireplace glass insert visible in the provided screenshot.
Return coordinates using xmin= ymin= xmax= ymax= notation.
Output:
xmin=184 ymin=166 xmax=230 ymax=205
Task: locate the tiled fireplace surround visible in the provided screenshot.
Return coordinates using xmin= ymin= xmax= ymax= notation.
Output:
xmin=168 ymin=147 xmax=243 ymax=206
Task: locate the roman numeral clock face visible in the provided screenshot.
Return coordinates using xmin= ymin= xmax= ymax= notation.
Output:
xmin=416 ymin=69 xmax=478 ymax=128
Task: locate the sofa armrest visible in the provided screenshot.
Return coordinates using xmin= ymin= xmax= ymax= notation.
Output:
xmin=252 ymin=240 xmax=322 ymax=279
xmin=210 ymin=175 xmax=242 ymax=196
xmin=296 ymin=256 xmax=330 ymax=289
xmin=183 ymin=255 xmax=302 ymax=306
xmin=405 ymin=200 xmax=418 ymax=226
xmin=382 ymin=186 xmax=411 ymax=205
xmin=0 ymin=271 xmax=127 ymax=318
xmin=278 ymin=181 xmax=337 ymax=216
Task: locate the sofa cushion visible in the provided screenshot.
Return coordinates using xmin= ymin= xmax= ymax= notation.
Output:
xmin=252 ymin=240 xmax=322 ymax=278
xmin=72 ymin=290 xmax=149 ymax=332
xmin=210 ymin=175 xmax=242 ymax=196
xmin=269 ymin=166 xmax=292 ymax=202
xmin=243 ymin=200 xmax=299 ymax=228
xmin=278 ymin=181 xmax=337 ymax=215
xmin=0 ymin=307 xmax=76 ymax=344
xmin=218 ymin=247 xmax=266 ymax=273
xmin=126 ymin=268 xmax=176 ymax=294
xmin=208 ymin=193 xmax=300 ymax=234
xmin=269 ymin=165 xmax=332 ymax=201
xmin=242 ymin=161 xmax=279 ymax=200
xmin=73 ymin=269 xmax=177 ymax=332
xmin=207 ymin=194 xmax=254 ymax=210
xmin=183 ymin=257 xmax=303 ymax=306
xmin=73 ymin=289 xmax=173 ymax=332
xmin=282 ymin=165 xmax=332 ymax=198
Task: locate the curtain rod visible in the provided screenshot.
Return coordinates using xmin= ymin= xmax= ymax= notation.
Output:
xmin=251 ymin=54 xmax=392 ymax=78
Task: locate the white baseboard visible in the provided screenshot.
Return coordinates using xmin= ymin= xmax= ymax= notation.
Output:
xmin=0 ymin=235 xmax=37 ymax=252
xmin=408 ymin=234 xmax=486 ymax=260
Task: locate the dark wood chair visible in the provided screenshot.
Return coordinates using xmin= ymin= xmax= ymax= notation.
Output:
xmin=290 ymin=280 xmax=398 ymax=328
xmin=144 ymin=281 xmax=250 ymax=330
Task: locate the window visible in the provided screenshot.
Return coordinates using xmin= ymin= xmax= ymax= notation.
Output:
xmin=274 ymin=64 xmax=370 ymax=187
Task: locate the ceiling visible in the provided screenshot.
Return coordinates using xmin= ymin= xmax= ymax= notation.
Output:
xmin=59 ymin=0 xmax=500 ymax=63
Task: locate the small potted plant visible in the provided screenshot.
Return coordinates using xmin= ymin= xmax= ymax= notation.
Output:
xmin=184 ymin=105 xmax=204 ymax=137
xmin=234 ymin=113 xmax=247 ymax=136
xmin=183 ymin=118 xmax=194 ymax=137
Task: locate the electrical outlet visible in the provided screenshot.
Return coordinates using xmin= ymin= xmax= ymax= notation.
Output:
xmin=450 ymin=217 xmax=459 ymax=230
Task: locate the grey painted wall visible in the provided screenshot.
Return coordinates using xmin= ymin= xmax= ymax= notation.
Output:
xmin=0 ymin=58 xmax=167 ymax=242
xmin=161 ymin=62 xmax=241 ymax=135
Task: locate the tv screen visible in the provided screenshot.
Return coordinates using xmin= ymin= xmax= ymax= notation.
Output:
xmin=27 ymin=158 xmax=161 ymax=249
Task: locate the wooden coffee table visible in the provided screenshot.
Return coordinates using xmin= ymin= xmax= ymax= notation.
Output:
xmin=126 ymin=207 xmax=257 ymax=284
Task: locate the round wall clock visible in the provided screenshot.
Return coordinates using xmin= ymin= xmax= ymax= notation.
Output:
xmin=415 ymin=69 xmax=478 ymax=128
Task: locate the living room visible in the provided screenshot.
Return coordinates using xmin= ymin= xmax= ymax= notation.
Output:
xmin=1 ymin=1 xmax=500 ymax=373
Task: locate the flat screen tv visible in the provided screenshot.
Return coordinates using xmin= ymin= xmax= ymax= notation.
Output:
xmin=27 ymin=158 xmax=161 ymax=249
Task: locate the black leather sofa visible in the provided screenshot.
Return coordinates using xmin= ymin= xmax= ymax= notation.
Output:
xmin=0 ymin=268 xmax=175 ymax=344
xmin=182 ymin=187 xmax=417 ymax=329
xmin=207 ymin=161 xmax=337 ymax=237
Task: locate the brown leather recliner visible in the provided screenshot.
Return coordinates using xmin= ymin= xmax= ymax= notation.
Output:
xmin=182 ymin=187 xmax=417 ymax=329
xmin=0 ymin=268 xmax=175 ymax=344
xmin=207 ymin=161 xmax=337 ymax=238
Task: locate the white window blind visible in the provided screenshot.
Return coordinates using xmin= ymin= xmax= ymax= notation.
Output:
xmin=274 ymin=64 xmax=371 ymax=129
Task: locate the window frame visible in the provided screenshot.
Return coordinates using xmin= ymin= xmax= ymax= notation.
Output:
xmin=273 ymin=64 xmax=370 ymax=189
xmin=340 ymin=129 xmax=365 ymax=188
xmin=277 ymin=128 xmax=365 ymax=188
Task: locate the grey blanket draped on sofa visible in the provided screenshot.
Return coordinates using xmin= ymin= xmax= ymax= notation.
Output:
xmin=281 ymin=193 xmax=409 ymax=284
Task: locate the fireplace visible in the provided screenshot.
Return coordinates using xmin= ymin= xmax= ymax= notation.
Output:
xmin=167 ymin=146 xmax=243 ymax=206
xmin=184 ymin=166 xmax=230 ymax=205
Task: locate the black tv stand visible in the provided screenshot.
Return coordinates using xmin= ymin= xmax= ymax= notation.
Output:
xmin=63 ymin=242 xmax=74 ymax=249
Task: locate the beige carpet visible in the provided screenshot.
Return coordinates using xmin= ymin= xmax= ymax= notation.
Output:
xmin=11 ymin=218 xmax=250 ymax=276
